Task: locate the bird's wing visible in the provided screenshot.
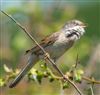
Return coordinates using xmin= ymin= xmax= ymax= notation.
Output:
xmin=25 ymin=31 xmax=60 ymax=54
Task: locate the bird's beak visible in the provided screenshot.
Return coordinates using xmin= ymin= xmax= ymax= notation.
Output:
xmin=81 ymin=23 xmax=88 ymax=28
xmin=82 ymin=25 xmax=87 ymax=28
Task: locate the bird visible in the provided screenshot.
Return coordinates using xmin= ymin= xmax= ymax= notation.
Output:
xmin=9 ymin=20 xmax=86 ymax=88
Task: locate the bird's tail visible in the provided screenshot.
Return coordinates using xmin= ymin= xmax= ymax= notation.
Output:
xmin=9 ymin=54 xmax=39 ymax=88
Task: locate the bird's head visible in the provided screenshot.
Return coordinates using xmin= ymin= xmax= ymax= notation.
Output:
xmin=63 ymin=20 xmax=86 ymax=41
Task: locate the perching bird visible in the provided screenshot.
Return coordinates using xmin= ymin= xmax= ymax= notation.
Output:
xmin=9 ymin=20 xmax=86 ymax=88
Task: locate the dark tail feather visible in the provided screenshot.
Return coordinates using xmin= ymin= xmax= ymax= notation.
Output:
xmin=9 ymin=54 xmax=38 ymax=88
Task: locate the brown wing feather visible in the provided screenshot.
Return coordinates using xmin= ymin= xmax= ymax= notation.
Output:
xmin=25 ymin=31 xmax=60 ymax=54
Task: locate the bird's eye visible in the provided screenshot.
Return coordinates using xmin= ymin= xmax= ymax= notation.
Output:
xmin=75 ymin=23 xmax=78 ymax=26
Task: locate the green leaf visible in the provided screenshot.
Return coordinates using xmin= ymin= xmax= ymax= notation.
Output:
xmin=48 ymin=76 xmax=54 ymax=82
xmin=4 ymin=64 xmax=12 ymax=73
xmin=0 ymin=78 xmax=5 ymax=87
xmin=29 ymin=68 xmax=37 ymax=75
xmin=36 ymin=72 xmax=43 ymax=84
xmin=74 ymin=69 xmax=84 ymax=83
xmin=63 ymin=82 xmax=69 ymax=89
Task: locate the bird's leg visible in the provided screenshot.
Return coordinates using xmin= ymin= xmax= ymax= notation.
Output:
xmin=43 ymin=52 xmax=51 ymax=64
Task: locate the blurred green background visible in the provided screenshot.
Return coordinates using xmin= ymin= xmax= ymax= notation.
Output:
xmin=0 ymin=0 xmax=100 ymax=95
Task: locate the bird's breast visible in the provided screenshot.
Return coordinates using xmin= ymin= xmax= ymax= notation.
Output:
xmin=45 ymin=35 xmax=74 ymax=60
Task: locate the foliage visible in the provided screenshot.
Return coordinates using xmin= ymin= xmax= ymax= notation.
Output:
xmin=1 ymin=0 xmax=100 ymax=95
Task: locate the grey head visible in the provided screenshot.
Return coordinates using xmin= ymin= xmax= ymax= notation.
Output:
xmin=63 ymin=20 xmax=86 ymax=40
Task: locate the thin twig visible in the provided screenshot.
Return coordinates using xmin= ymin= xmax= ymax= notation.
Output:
xmin=69 ymin=53 xmax=79 ymax=73
xmin=90 ymin=83 xmax=94 ymax=95
xmin=73 ymin=53 xmax=100 ymax=84
xmin=82 ymin=76 xmax=100 ymax=84
xmin=1 ymin=10 xmax=83 ymax=95
xmin=74 ymin=53 xmax=79 ymax=68
xmin=47 ymin=67 xmax=100 ymax=84
xmin=1 ymin=10 xmax=46 ymax=54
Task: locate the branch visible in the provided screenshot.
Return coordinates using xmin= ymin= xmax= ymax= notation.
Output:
xmin=73 ymin=54 xmax=100 ymax=84
xmin=1 ymin=10 xmax=83 ymax=95
xmin=47 ymin=68 xmax=100 ymax=84
xmin=82 ymin=76 xmax=100 ymax=84
xmin=90 ymin=83 xmax=94 ymax=95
